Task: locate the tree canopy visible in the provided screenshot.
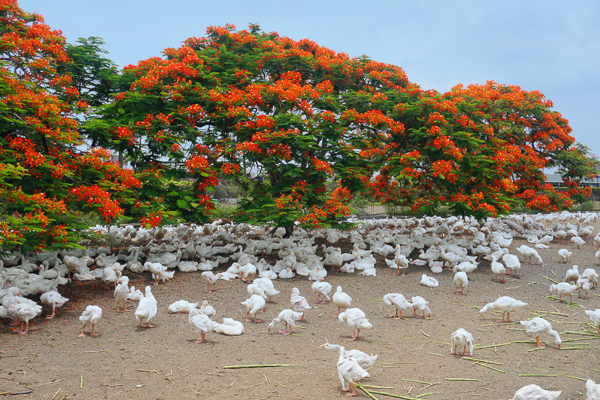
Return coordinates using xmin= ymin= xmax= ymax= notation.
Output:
xmin=99 ymin=24 xmax=596 ymax=228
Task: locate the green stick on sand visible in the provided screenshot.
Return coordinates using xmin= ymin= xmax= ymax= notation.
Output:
xmin=223 ymin=364 xmax=294 ymax=369
xmin=445 ymin=378 xmax=478 ymax=381
xmin=461 ymin=357 xmax=502 ymax=365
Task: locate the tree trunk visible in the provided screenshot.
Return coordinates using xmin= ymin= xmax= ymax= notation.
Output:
xmin=268 ymin=225 xmax=294 ymax=238
xmin=282 ymin=225 xmax=294 ymax=238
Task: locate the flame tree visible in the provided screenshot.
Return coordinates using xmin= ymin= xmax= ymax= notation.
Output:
xmin=364 ymin=81 xmax=596 ymax=218
xmin=94 ymin=24 xmax=422 ymax=233
xmin=0 ymin=0 xmax=140 ymax=252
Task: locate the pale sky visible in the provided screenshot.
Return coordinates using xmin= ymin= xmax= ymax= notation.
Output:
xmin=19 ymin=0 xmax=600 ymax=165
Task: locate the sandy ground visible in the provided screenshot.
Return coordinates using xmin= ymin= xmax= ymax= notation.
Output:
xmin=2 ymin=219 xmax=600 ymax=400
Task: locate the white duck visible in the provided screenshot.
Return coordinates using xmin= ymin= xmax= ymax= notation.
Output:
xmin=258 ymin=268 xmax=278 ymax=279
xmin=516 ymin=245 xmax=543 ymax=266
xmin=308 ymin=263 xmax=328 ymax=280
xmin=102 ymin=266 xmax=121 ymax=288
xmin=520 ymin=317 xmax=561 ymax=349
xmin=479 ymin=296 xmax=528 ymax=322
xmin=510 ymin=384 xmax=561 ymax=400
xmin=9 ymin=300 xmax=42 ymax=334
xmin=127 ymin=250 xmax=146 ymax=273
xmin=127 ymin=286 xmax=143 ymax=301
xmin=278 ymin=267 xmax=295 ymax=279
xmin=78 ymin=305 xmax=102 ymax=337
xmin=420 ymin=274 xmax=439 ymax=288
xmin=565 ymin=265 xmax=580 ymax=284
xmin=549 ymin=282 xmax=578 ymax=303
xmin=168 ymin=300 xmax=198 ymax=314
xmin=247 ymin=283 xmax=266 ymax=299
xmin=577 ymin=277 xmax=590 ymax=299
xmin=450 ymin=328 xmax=474 ymax=356
xmin=267 ymin=309 xmax=303 ymax=335
xmin=312 ymin=280 xmax=332 ymax=304
xmin=340 ymin=263 xmax=355 ymax=274
xmin=571 ymin=236 xmax=585 ymax=249
xmin=253 ymin=277 xmax=280 ymax=302
xmin=40 ymin=290 xmax=69 ymax=319
xmin=135 ymin=286 xmax=157 ymax=328
xmin=63 ymin=255 xmax=87 ymax=279
xmin=454 ymin=261 xmax=477 ymax=275
xmin=454 ymin=271 xmax=468 ymax=295
xmin=383 ymin=293 xmax=413 ymax=319
xmin=338 ymin=308 xmax=373 ymax=341
xmin=586 ymin=380 xmax=600 ymax=400
xmin=177 ymin=261 xmax=198 ymax=273
xmin=558 ymin=249 xmax=572 ymax=264
xmin=410 ymin=296 xmax=431 ymax=319
xmin=240 ymin=263 xmax=257 ymax=283
xmin=216 ymin=271 xmax=238 ymax=281
xmin=38 ymin=260 xmax=59 ymax=279
xmin=359 ymin=267 xmax=376 ymax=277
xmin=214 ymin=318 xmax=245 ymax=336
xmin=188 ymin=308 xmax=218 ymax=343
xmin=332 ymin=286 xmax=352 ymax=317
xmin=429 ymin=259 xmax=444 ymax=273
xmin=73 ymin=272 xmax=96 ymax=281
xmin=114 ymin=276 xmax=129 ymax=312
xmin=502 ymin=253 xmax=521 ymax=277
xmin=290 ymin=287 xmax=311 ymax=319
xmin=201 ymin=271 xmax=218 ymax=293
xmin=321 ymin=341 xmax=369 ymax=396
xmin=200 ymin=300 xmax=216 ymax=316
xmin=582 ymin=268 xmax=599 ymax=288
xmin=320 ymin=342 xmax=378 ymax=368
xmin=145 ymin=262 xmax=166 ymax=285
xmin=393 ymin=248 xmax=409 ymax=275
xmin=490 ymin=255 xmax=506 ymax=283
xmin=241 ymin=294 xmax=266 ymax=322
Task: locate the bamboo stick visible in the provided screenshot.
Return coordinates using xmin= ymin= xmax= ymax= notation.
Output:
xmin=474 ymin=342 xmax=511 ymax=349
xmin=363 ymin=389 xmax=418 ymax=400
xmin=356 ymin=384 xmax=380 ymax=400
xmin=402 ymin=379 xmax=431 ymax=385
xmin=561 ymin=331 xmax=597 ymax=336
xmin=562 ymin=374 xmax=587 ymax=382
xmin=223 ymin=364 xmax=293 ymax=369
xmin=461 ymin=357 xmax=502 ymax=365
xmin=541 ymin=275 xmax=559 ymax=284
xmin=361 ymin=385 xmax=396 ymax=389
xmin=475 ymin=362 xmax=505 ymax=373
xmin=445 ymin=378 xmax=478 ymax=381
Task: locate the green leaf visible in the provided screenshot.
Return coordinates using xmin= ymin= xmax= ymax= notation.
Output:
xmin=176 ymin=199 xmax=190 ymax=210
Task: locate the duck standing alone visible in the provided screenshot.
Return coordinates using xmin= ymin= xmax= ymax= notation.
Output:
xmin=79 ymin=305 xmax=102 ymax=337
xmin=135 ymin=286 xmax=158 ymax=328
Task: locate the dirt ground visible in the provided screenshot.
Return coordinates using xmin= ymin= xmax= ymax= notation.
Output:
xmin=2 ymin=217 xmax=600 ymax=400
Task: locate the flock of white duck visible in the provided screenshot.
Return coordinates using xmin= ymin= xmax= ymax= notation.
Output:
xmin=2 ymin=211 xmax=600 ymax=398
